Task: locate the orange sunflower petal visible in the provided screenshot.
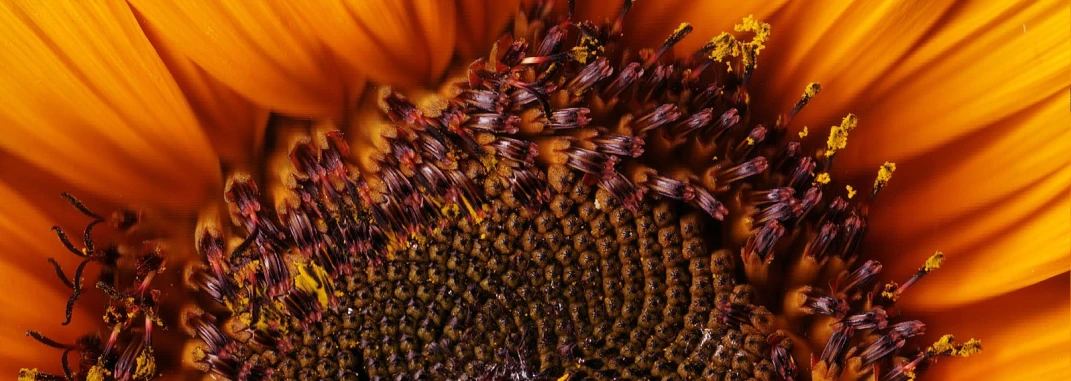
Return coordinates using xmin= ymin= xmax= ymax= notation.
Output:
xmin=780 ymin=0 xmax=1069 ymax=167
xmin=920 ymin=274 xmax=1071 ymax=380
xmin=456 ymin=0 xmax=521 ymax=60
xmin=0 ymin=0 xmax=220 ymax=211
xmin=862 ymin=95 xmax=1069 ymax=308
xmin=128 ymin=0 xmax=356 ymax=118
xmin=136 ymin=15 xmax=271 ymax=169
xmin=291 ymin=0 xmax=458 ymax=88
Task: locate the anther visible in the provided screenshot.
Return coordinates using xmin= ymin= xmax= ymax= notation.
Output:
xmin=802 ymin=222 xmax=839 ymax=261
xmin=835 ymin=307 xmax=889 ymax=330
xmin=742 ymin=221 xmax=785 ymax=263
xmin=602 ymin=62 xmax=643 ymax=99
xmin=691 ymin=186 xmax=729 ymax=220
xmin=490 ymin=137 xmax=539 ymax=165
xmin=885 ymin=251 xmax=944 ymax=300
xmin=748 ymin=187 xmax=795 ymax=204
xmin=835 ymin=260 xmax=883 ymax=295
xmin=591 ymin=132 xmax=644 ymax=158
xmin=546 ymin=108 xmax=591 ymax=130
xmin=566 ymin=57 xmax=613 ymax=95
xmin=562 ymin=147 xmax=619 ymax=179
xmin=872 ymin=161 xmax=897 ymax=197
xmin=818 ymin=325 xmax=854 ymax=367
xmin=718 ymin=157 xmax=769 ymax=184
xmin=789 ymin=82 xmax=822 ymax=119
xmin=633 ymin=104 xmax=682 ymax=134
xmin=671 ymin=108 xmax=714 ymax=138
xmin=644 ymin=23 xmax=693 ymax=68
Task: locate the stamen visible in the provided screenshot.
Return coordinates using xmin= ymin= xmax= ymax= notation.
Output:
xmin=718 ymin=157 xmax=769 ymax=183
xmin=835 ymin=259 xmax=883 ymax=295
xmin=835 ymin=307 xmax=889 ymax=330
xmin=632 ymin=104 xmax=682 ymax=133
xmin=691 ymin=186 xmax=729 ymax=220
xmin=535 ymin=24 xmax=566 ymax=57
xmin=671 ymin=108 xmax=714 ymax=138
xmin=742 ymin=221 xmax=785 ymax=263
xmin=802 ymin=222 xmax=839 ymax=261
xmin=789 ymin=82 xmax=822 ymax=118
xmin=490 ymin=137 xmax=539 ymax=165
xmin=460 ymin=89 xmax=504 ymax=112
xmin=562 ymin=147 xmax=619 ymax=179
xmin=873 ymin=161 xmax=897 ymax=197
xmin=566 ymin=57 xmax=613 ymax=95
xmin=819 ymin=325 xmax=854 ymax=367
xmin=599 ymin=172 xmax=643 ymax=211
xmin=602 ymin=62 xmax=643 ymax=99
xmin=824 ymin=114 xmax=858 ymax=160
xmin=748 ymin=187 xmax=795 ymax=204
xmin=466 ymin=113 xmax=521 ymax=134
xmin=644 ymin=23 xmax=693 ymax=68
xmin=885 ymin=251 xmax=944 ymax=300
xmin=546 ymin=108 xmax=591 ymax=130
xmin=591 ymin=132 xmax=644 ymax=158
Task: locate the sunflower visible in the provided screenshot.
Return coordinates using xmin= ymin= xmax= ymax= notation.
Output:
xmin=2 ymin=0 xmax=1067 ymax=380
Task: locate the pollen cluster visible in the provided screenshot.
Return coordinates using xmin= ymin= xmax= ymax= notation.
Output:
xmin=20 ymin=2 xmax=979 ymax=381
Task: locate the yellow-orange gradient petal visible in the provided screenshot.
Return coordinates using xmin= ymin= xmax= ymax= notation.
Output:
xmin=128 ymin=0 xmax=354 ymax=118
xmin=860 ymin=95 xmax=1070 ymax=308
xmin=777 ymin=0 xmax=1069 ymax=170
xmin=136 ymin=16 xmax=272 ymax=170
xmin=0 ymin=1 xmax=220 ymax=212
xmin=456 ymin=0 xmax=521 ymax=60
xmin=291 ymin=0 xmax=458 ymax=88
xmin=0 ymin=181 xmax=94 ymax=377
xmin=918 ymin=274 xmax=1071 ymax=380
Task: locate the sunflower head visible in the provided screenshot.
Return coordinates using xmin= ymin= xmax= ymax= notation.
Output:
xmin=35 ymin=1 xmax=1071 ymax=380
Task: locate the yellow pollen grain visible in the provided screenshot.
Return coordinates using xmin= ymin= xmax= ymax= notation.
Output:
xmin=924 ymin=251 xmax=945 ymax=272
xmin=294 ymin=262 xmax=331 ymax=308
xmin=814 ymin=172 xmax=831 ymax=185
xmin=804 ymin=82 xmax=822 ymax=98
xmin=905 ymin=369 xmax=917 ymax=381
xmin=708 ymin=33 xmax=735 ymax=64
xmin=746 ymin=137 xmax=756 ymax=145
xmin=86 ymin=365 xmax=109 ymax=381
xmin=881 ymin=282 xmax=899 ymax=300
xmin=875 ymin=161 xmax=897 ymax=188
xmin=929 ymin=334 xmax=983 ymax=358
xmin=958 ymin=339 xmax=983 ymax=357
xmin=846 ymin=185 xmax=857 ymax=199
xmin=799 ymin=126 xmax=809 ymax=138
xmin=18 ymin=369 xmax=39 ymax=381
xmin=673 ymin=23 xmax=691 ymax=37
xmin=572 ymin=46 xmax=592 ymax=64
xmin=825 ymin=114 xmax=858 ymax=156
xmin=135 ymin=347 xmax=157 ymax=379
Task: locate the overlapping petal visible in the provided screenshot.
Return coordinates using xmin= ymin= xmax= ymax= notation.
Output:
xmin=129 ymin=0 xmax=358 ymax=118
xmin=774 ymin=0 xmax=1068 ymax=168
xmin=456 ymin=0 xmax=522 ymax=59
xmin=863 ymin=96 xmax=1069 ymax=308
xmin=0 ymin=1 xmax=222 ymax=211
xmin=920 ymin=274 xmax=1071 ymax=380
xmin=136 ymin=17 xmax=271 ymax=170
xmin=289 ymin=0 xmax=458 ymax=88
